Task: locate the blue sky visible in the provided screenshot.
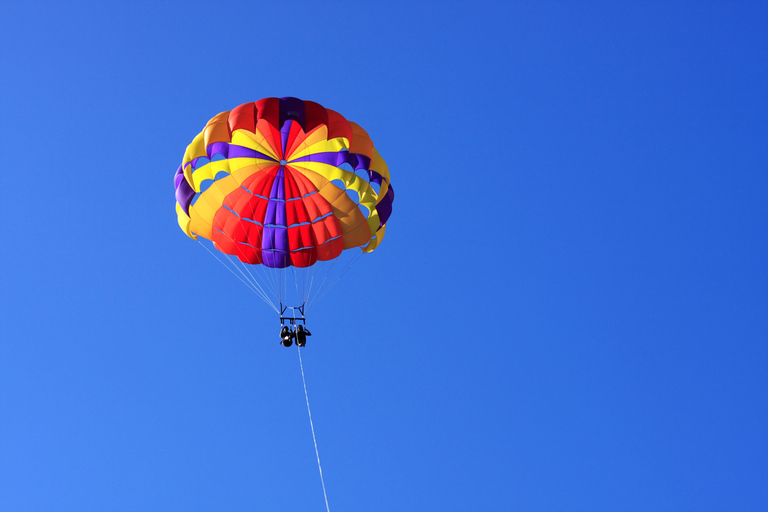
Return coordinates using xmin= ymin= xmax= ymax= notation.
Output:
xmin=1 ymin=2 xmax=766 ymax=510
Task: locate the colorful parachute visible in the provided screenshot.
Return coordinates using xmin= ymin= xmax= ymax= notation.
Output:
xmin=174 ymin=97 xmax=394 ymax=313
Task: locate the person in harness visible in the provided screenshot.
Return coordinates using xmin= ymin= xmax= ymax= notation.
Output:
xmin=280 ymin=325 xmax=312 ymax=347
xmin=279 ymin=324 xmax=312 ymax=347
xmin=280 ymin=325 xmax=294 ymax=347
xmin=296 ymin=324 xmax=311 ymax=347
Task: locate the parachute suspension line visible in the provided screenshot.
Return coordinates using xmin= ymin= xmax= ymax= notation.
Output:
xmin=306 ymin=251 xmax=328 ymax=305
xmin=308 ymin=249 xmax=364 ymax=311
xmin=256 ymin=260 xmax=278 ymax=305
xmin=297 ymin=345 xmax=330 ymax=512
xmin=306 ymin=250 xmax=344 ymax=308
xmin=218 ymin=249 xmax=275 ymax=312
xmin=234 ymin=256 xmax=278 ymax=311
xmin=292 ymin=266 xmax=301 ymax=309
xmin=197 ymin=240 xmax=278 ymax=313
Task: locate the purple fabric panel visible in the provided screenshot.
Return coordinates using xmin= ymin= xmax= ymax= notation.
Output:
xmin=175 ymin=180 xmax=195 ymax=215
xmin=265 ymin=170 xmax=281 ymax=224
xmin=262 ymin=250 xmax=290 ymax=268
xmin=262 ymin=225 xmax=277 ymax=249
xmin=174 ymin=165 xmax=184 ymax=188
xmin=270 ymin=167 xmax=286 ymax=201
xmin=279 ymin=97 xmax=305 ymax=130
xmin=368 ymin=170 xmax=383 ymax=186
xmin=265 ymin=200 xmax=279 ymax=227
xmin=193 ymin=145 xmax=277 ymax=169
xmin=292 ymin=151 xmax=357 ymax=168
xmin=261 ymin=227 xmax=290 ymax=268
xmin=266 ymin=199 xmax=286 ymax=227
xmin=376 ymin=185 xmax=395 ymax=227
xmin=263 ymin=167 xmax=289 ymax=266
xmin=206 ymin=141 xmax=230 ymax=159
xmin=354 ymin=154 xmax=371 ymax=170
xmin=226 ymin=144 xmax=275 ymax=161
xmin=174 ymin=165 xmax=195 ymax=214
xmin=280 ymin=120 xmax=293 ymax=158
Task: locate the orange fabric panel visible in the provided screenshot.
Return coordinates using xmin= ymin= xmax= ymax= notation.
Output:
xmin=228 ymin=102 xmax=257 ymax=133
xmin=348 ymin=122 xmax=373 ymax=160
xmin=316 ymin=182 xmax=371 ymax=249
xmin=203 ymin=112 xmax=232 ymax=147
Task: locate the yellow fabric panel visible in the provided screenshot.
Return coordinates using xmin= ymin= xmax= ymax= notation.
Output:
xmin=188 ymin=175 xmax=241 ymax=240
xmin=287 ymin=127 xmax=350 ymax=161
xmin=189 ymin=159 xmax=232 ymax=191
xmin=326 ymin=136 xmax=350 ymax=152
xmin=256 ymin=118 xmax=281 ymax=158
xmin=288 ymin=137 xmax=335 ymax=161
xmin=232 ymin=129 xmax=279 ymax=160
xmin=288 ymin=161 xmax=377 ymax=214
xmin=203 ymin=112 xmax=232 ymax=147
xmin=176 ymin=203 xmax=196 ymax=239
xmin=370 ymin=147 xmax=389 ymax=182
xmin=183 ymin=131 xmax=206 ymax=164
xmin=228 ymin=161 xmax=280 ymax=186
xmin=365 ymin=208 xmax=380 ymax=238
xmin=189 ymin=156 xmax=278 ymax=193
xmin=348 ymin=122 xmax=373 ymax=160
xmin=285 ymin=125 xmax=328 ymax=158
xmin=363 ymin=223 xmax=386 ymax=253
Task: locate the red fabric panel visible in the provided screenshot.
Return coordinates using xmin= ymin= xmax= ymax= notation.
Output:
xmin=254 ymin=119 xmax=282 ymax=160
xmin=232 ymin=169 xmax=277 ymax=224
xmin=241 ymin=167 xmax=278 ymax=198
xmin=283 ymin=168 xmax=299 ymax=200
xmin=242 ymin=194 xmax=270 ymax=225
xmin=219 ymin=206 xmax=242 ymax=241
xmin=238 ymin=222 xmax=263 ymax=264
xmin=234 ymin=242 xmax=260 ymax=264
xmin=224 ymin=185 xmax=256 ymax=218
xmin=317 ymin=236 xmax=343 ymax=261
xmin=302 ymin=101 xmax=328 ymax=133
xmin=286 ymin=167 xmax=315 ymax=197
xmin=228 ymin=102 xmax=257 ymax=133
xmin=211 ymin=221 xmax=238 ymax=255
xmin=255 ymin=98 xmax=280 ymax=129
xmin=212 ymin=207 xmax=236 ymax=238
xmin=286 ymin=199 xmax=310 ymax=226
xmin=288 ymin=224 xmax=318 ymax=267
xmin=244 ymin=221 xmax=263 ymax=250
xmin=322 ymin=214 xmax=342 ymax=240
xmin=283 ymin=169 xmax=312 ymax=226
xmin=312 ymin=215 xmax=342 ymax=248
xmin=325 ymin=109 xmax=353 ymax=142
xmin=284 ymin=120 xmax=303 ymax=159
xmin=305 ymin=193 xmax=333 ymax=222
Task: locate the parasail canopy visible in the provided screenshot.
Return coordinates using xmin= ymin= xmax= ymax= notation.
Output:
xmin=174 ymin=97 xmax=394 ymax=312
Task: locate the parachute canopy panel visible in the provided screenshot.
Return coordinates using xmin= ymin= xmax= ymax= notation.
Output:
xmin=174 ymin=97 xmax=394 ymax=269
